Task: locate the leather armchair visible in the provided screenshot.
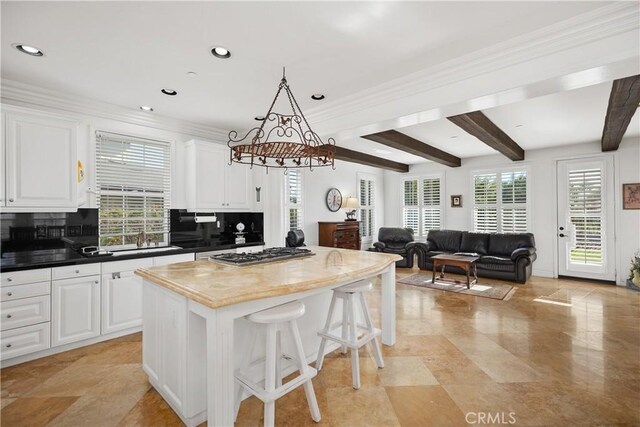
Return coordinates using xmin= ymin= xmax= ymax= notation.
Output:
xmin=369 ymin=227 xmax=416 ymax=268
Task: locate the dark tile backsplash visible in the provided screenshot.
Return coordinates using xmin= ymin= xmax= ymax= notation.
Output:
xmin=169 ymin=210 xmax=264 ymax=249
xmin=1 ymin=209 xmax=99 ymax=253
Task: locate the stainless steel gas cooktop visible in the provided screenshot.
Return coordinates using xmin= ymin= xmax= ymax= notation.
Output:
xmin=209 ymin=247 xmax=314 ymax=266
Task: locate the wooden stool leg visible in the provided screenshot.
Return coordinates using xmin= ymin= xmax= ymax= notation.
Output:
xmin=340 ymin=296 xmax=348 ymax=354
xmin=347 ymin=293 xmax=361 ymax=389
xmin=359 ymin=292 xmax=384 ymax=369
xmin=289 ymin=319 xmax=321 ymax=422
xmin=235 ymin=324 xmax=258 ymax=421
xmin=316 ymin=292 xmax=338 ymax=371
xmin=264 ymin=323 xmax=277 ymax=427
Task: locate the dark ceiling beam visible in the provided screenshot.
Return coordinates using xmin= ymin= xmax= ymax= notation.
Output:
xmin=361 ymin=130 xmax=461 ymax=167
xmin=447 ymin=111 xmax=525 ymax=161
xmin=321 ymin=145 xmax=409 ymax=173
xmin=602 ymin=75 xmax=640 ymax=152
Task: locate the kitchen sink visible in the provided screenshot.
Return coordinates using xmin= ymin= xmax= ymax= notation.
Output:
xmin=111 ymin=246 xmax=183 ymax=256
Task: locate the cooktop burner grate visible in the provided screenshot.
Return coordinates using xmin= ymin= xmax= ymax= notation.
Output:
xmin=209 ymin=247 xmax=314 ymax=266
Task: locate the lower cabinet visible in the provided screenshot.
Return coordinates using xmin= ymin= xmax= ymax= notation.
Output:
xmin=51 ymin=275 xmax=101 ymax=347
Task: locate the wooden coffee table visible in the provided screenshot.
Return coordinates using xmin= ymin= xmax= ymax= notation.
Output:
xmin=431 ymin=254 xmax=479 ymax=289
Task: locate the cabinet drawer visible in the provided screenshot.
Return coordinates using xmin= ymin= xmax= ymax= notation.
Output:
xmin=1 ymin=295 xmax=51 ymax=331
xmin=0 ymin=281 xmax=50 ymax=302
xmin=1 ymin=322 xmax=51 ymax=360
xmin=52 ymin=263 xmax=101 ymax=280
xmin=153 ymin=253 xmax=194 ymax=266
xmin=1 ymin=268 xmax=51 ymax=287
xmin=102 ymin=258 xmax=153 ymax=275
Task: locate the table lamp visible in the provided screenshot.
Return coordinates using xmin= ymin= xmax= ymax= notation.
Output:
xmin=343 ymin=196 xmax=359 ymax=221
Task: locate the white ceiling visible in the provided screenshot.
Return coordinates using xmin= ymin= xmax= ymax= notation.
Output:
xmin=1 ymin=0 xmax=611 ymax=137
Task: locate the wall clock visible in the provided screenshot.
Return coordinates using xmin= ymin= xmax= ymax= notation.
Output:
xmin=326 ymin=188 xmax=343 ymax=212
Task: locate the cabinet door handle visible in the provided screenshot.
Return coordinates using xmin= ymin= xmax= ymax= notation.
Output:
xmin=112 ymin=272 xmax=121 ymax=280
xmin=7 ymin=292 xmax=12 ymax=297
xmin=7 ymin=278 xmax=12 ymax=282
xmin=75 ymin=269 xmax=80 ymax=274
xmin=6 ymin=344 xmax=11 ymax=348
xmin=7 ymin=314 xmax=12 ymax=319
xmin=94 ymin=281 xmax=99 ymax=284
xmin=8 ymin=198 xmax=14 ymax=203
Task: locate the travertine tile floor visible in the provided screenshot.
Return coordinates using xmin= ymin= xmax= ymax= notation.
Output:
xmin=2 ymin=268 xmax=639 ymax=426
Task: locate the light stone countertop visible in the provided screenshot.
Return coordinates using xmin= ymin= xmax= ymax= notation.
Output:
xmin=135 ymin=246 xmax=401 ymax=309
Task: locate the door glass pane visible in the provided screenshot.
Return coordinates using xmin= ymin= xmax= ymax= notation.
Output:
xmin=568 ymin=168 xmax=603 ymax=266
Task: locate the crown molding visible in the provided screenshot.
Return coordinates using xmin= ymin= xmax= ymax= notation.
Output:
xmin=0 ymin=79 xmax=229 ymax=143
xmin=305 ymin=2 xmax=640 ymax=126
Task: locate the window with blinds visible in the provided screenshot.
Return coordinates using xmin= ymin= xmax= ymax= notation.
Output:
xmin=402 ymin=176 xmax=442 ymax=236
xmin=96 ymin=131 xmax=171 ymax=247
xmin=285 ymin=169 xmax=303 ymax=231
xmin=568 ymin=168 xmax=603 ymax=265
xmin=473 ymin=170 xmax=528 ymax=233
xmin=359 ymin=177 xmax=375 ymax=240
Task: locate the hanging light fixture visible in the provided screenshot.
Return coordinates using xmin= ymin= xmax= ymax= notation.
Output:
xmin=228 ymin=68 xmax=335 ymax=171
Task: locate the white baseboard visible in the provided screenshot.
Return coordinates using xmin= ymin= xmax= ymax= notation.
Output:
xmin=532 ymin=269 xmax=555 ymax=278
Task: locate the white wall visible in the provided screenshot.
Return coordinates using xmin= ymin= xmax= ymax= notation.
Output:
xmin=384 ymin=138 xmax=640 ymax=284
xmin=301 ymin=160 xmax=385 ymax=247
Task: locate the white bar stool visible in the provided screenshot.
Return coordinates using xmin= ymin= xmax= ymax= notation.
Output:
xmin=315 ymin=280 xmax=384 ymax=389
xmin=235 ymin=300 xmax=321 ymax=427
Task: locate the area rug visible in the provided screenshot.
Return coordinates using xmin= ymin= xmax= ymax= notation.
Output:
xmin=398 ymin=274 xmax=514 ymax=300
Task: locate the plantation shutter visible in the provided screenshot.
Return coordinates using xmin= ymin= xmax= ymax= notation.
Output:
xmin=96 ymin=131 xmax=171 ymax=247
xmin=568 ymin=168 xmax=603 ymax=265
xmin=421 ymin=178 xmax=441 ymax=235
xmin=473 ymin=173 xmax=498 ymax=232
xmin=359 ymin=178 xmax=375 ymax=239
xmin=286 ymin=169 xmax=304 ymax=231
xmin=500 ymin=171 xmax=528 ymax=232
xmin=402 ymin=179 xmax=419 ymax=234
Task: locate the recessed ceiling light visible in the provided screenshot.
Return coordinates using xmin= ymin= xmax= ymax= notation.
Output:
xmin=211 ymin=46 xmax=231 ymax=59
xmin=14 ymin=43 xmax=44 ymax=57
xmin=139 ymin=105 xmax=154 ymax=112
xmin=255 ymin=116 xmax=266 ymax=121
xmin=450 ymin=135 xmax=458 ymax=139
xmin=161 ymin=89 xmax=178 ymax=96
xmin=311 ymin=94 xmax=325 ymax=100
xmin=515 ymin=124 xmax=524 ymax=128
xmin=186 ymin=71 xmax=198 ymax=77
xmin=373 ymin=148 xmax=391 ymax=155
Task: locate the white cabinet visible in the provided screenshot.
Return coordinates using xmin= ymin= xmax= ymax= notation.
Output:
xmin=153 ymin=253 xmax=194 ymax=266
xmin=101 ymin=258 xmax=153 ymax=335
xmin=185 ymin=140 xmax=251 ymax=212
xmin=4 ymin=110 xmax=78 ymax=210
xmin=143 ymin=281 xmax=187 ymax=414
xmin=51 ymin=275 xmax=100 ymax=347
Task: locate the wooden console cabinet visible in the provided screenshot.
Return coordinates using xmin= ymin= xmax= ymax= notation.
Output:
xmin=318 ymin=221 xmax=361 ymax=250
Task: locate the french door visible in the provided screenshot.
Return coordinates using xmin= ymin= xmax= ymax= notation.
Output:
xmin=557 ymin=157 xmax=615 ymax=281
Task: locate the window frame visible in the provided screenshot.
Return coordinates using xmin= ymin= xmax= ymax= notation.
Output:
xmin=284 ymin=169 xmax=304 ymax=232
xmin=470 ymin=165 xmax=531 ymax=233
xmin=95 ymin=130 xmax=172 ymax=249
xmin=401 ymin=172 xmax=444 ymax=237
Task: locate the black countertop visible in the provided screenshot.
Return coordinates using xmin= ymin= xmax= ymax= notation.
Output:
xmin=0 ymin=242 xmax=265 ymax=273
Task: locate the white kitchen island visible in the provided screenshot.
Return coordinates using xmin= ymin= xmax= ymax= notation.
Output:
xmin=135 ymin=246 xmax=401 ymax=427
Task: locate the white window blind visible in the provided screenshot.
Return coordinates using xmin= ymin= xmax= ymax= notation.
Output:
xmin=359 ymin=177 xmax=375 ymax=241
xmin=473 ymin=170 xmax=528 ymax=233
xmin=568 ymin=168 xmax=603 ymax=265
xmin=402 ymin=179 xmax=419 ymax=234
xmin=421 ymin=178 xmax=441 ymax=236
xmin=96 ymin=131 xmax=171 ymax=247
xmin=285 ymin=169 xmax=303 ymax=231
xmin=402 ymin=176 xmax=442 ymax=236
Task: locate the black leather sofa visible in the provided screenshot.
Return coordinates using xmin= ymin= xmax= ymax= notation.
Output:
xmin=414 ymin=230 xmax=536 ymax=283
xmin=369 ymin=227 xmax=418 ymax=268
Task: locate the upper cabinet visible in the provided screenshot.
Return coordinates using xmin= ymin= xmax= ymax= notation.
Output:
xmin=185 ymin=140 xmax=251 ymax=212
xmin=2 ymin=108 xmax=78 ymax=211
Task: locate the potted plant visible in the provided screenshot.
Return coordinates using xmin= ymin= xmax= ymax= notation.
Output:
xmin=627 ymin=251 xmax=640 ymax=292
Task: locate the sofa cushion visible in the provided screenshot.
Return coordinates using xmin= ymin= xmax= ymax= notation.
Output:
xmin=427 ymin=230 xmax=462 ymax=252
xmin=382 ymin=247 xmax=407 ymax=255
xmin=425 ymin=250 xmax=450 ymax=258
xmin=488 ymin=233 xmax=536 ymax=256
xmin=378 ymin=227 xmax=414 ymax=244
xmin=480 ymin=255 xmax=514 ymax=265
xmin=477 ymin=262 xmax=516 ymax=273
xmin=460 ymin=232 xmax=489 ymax=255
